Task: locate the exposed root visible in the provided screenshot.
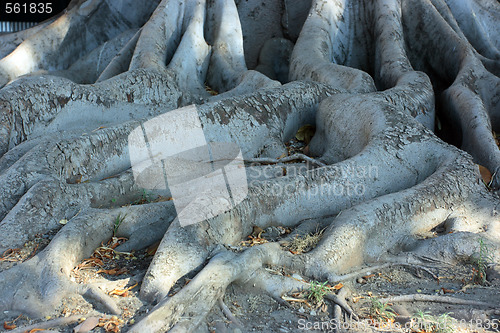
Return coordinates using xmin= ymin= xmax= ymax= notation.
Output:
xmin=130 ymin=250 xmax=239 ymax=332
xmin=289 ymin=0 xmax=376 ymax=93
xmin=0 ymin=0 xmax=499 ymax=331
xmin=8 ymin=314 xmax=83 ymax=333
xmin=242 ymin=264 xmax=358 ymax=320
xmin=218 ymin=298 xmax=244 ymax=328
xmin=79 ymin=285 xmax=121 ymax=315
xmin=205 ymin=0 xmax=248 ymax=92
xmin=0 ymin=0 xmax=156 ymax=88
xmin=0 ymin=202 xmax=173 ymax=316
xmin=378 ymin=293 xmax=498 ymax=308
xmin=139 ymin=220 xmax=212 ymax=303
xmin=54 ymin=28 xmax=139 ymax=84
xmin=332 ymin=287 xmax=348 ymax=332
xmin=402 ymin=0 xmax=500 ymax=187
xmin=327 ymin=262 xmax=439 ymax=284
xmin=97 ymin=28 xmax=142 ymax=82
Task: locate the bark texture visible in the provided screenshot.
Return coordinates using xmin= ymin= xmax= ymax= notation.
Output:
xmin=0 ymin=0 xmax=499 ymax=331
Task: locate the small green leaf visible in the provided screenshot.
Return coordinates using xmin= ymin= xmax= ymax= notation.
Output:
xmin=295 ymin=125 xmax=315 ymax=144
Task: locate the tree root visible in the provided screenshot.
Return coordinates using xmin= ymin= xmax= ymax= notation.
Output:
xmin=402 ymin=0 xmax=500 ymax=187
xmin=378 ymin=293 xmax=498 ymax=308
xmin=8 ymin=314 xmax=83 ymax=333
xmin=0 ymin=0 xmax=499 ymax=331
xmin=0 ymin=0 xmax=157 ymax=88
xmin=218 ymin=298 xmax=243 ymax=328
xmin=327 ymin=262 xmax=439 ymax=284
xmin=332 ymin=287 xmax=348 ymax=333
xmin=0 ymin=201 xmax=175 ymax=316
xmin=289 ymin=0 xmax=376 ymax=93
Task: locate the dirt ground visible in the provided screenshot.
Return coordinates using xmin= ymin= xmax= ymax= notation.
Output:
xmin=1 ymin=226 xmax=500 ymax=333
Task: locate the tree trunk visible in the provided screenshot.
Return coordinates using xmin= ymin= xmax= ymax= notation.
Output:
xmin=0 ymin=0 xmax=499 ymax=331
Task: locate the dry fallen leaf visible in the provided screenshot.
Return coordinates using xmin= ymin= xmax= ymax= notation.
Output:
xmin=3 ymin=322 xmax=16 ymax=330
xmin=205 ymin=85 xmax=218 ymax=96
xmin=240 ymin=235 xmax=268 ymax=247
xmin=441 ymin=287 xmax=455 ymax=294
xmin=97 ymin=267 xmax=128 ymax=276
xmin=109 ymin=282 xmax=138 ymax=297
xmin=251 ymin=226 xmax=264 ymax=238
xmin=98 ymin=317 xmax=123 ymax=333
xmin=332 ymin=282 xmax=343 ymax=290
xmin=146 ymin=241 xmax=161 ymax=256
xmin=478 ymin=164 xmax=492 ymax=185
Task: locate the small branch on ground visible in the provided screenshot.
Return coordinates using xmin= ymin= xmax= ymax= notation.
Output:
xmin=246 ymin=154 xmax=326 ymax=167
xmin=8 ymin=315 xmax=83 ymax=333
xmin=378 ymin=294 xmax=498 ymax=308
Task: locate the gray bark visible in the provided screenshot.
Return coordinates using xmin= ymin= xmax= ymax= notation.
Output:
xmin=0 ymin=0 xmax=499 ymax=331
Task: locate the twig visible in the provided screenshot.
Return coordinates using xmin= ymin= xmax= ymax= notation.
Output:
xmin=268 ymin=293 xmax=291 ymax=308
xmin=329 ymin=262 xmax=438 ymax=282
xmin=218 ymin=298 xmax=243 ymax=328
xmin=378 ymin=294 xmax=497 ymax=308
xmin=9 ymin=315 xmax=82 ymax=333
xmin=246 ymin=154 xmax=326 ymax=167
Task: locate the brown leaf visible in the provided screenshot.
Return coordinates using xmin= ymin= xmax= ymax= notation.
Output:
xmin=251 ymin=226 xmax=264 ymax=238
xmin=97 ymin=267 xmax=128 ymax=276
xmin=146 ymin=241 xmax=161 ymax=256
xmin=303 ymin=145 xmax=310 ymax=156
xmin=478 ymin=164 xmax=492 ymax=185
xmin=109 ymin=282 xmax=138 ymax=297
xmin=66 ymin=174 xmax=83 ymax=184
xmin=205 ymin=85 xmax=218 ymax=96
xmin=332 ymin=282 xmax=344 ymax=290
xmin=441 ymin=287 xmax=455 ymax=294
xmin=3 ymin=322 xmax=16 ymax=330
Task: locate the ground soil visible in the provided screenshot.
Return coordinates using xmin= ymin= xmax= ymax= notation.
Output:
xmin=1 ymin=225 xmax=500 ymax=333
